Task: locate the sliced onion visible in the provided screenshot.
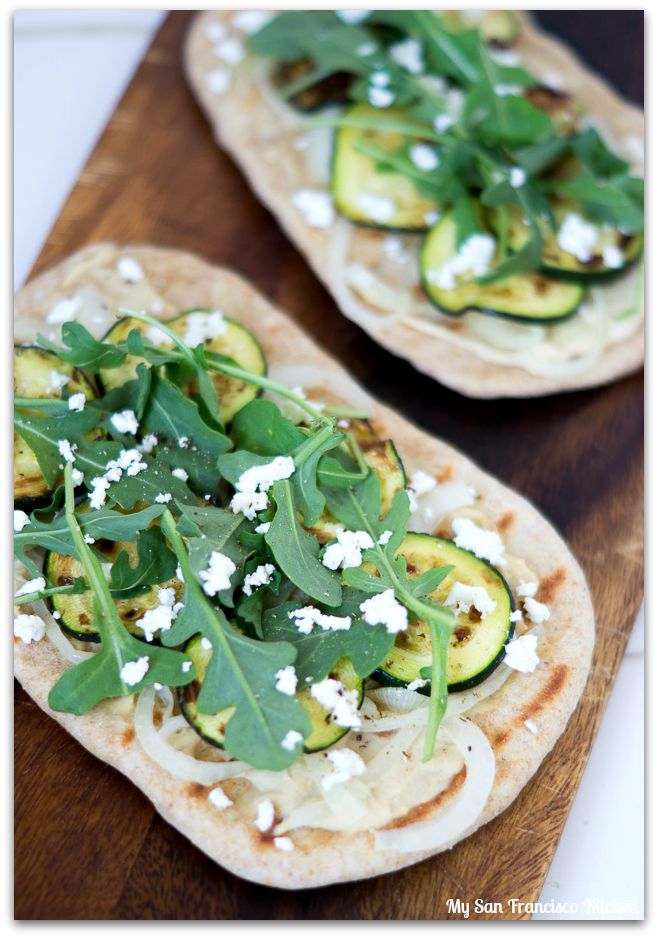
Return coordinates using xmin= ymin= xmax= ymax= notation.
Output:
xmin=466 ymin=312 xmax=546 ymax=352
xmin=446 ymin=663 xmax=514 ymax=716
xmin=408 ymin=480 xmax=477 ymax=535
xmin=375 ymin=716 xmax=495 ymax=853
xmin=250 ymin=59 xmax=302 ymax=130
xmin=367 ymin=686 xmax=429 ymax=713
xmin=30 ymin=599 xmax=95 ymax=664
xmin=302 ymin=121 xmax=338 ymax=184
xmin=134 ymin=687 xmax=248 ymax=783
xmin=267 ymin=362 xmax=373 ymax=412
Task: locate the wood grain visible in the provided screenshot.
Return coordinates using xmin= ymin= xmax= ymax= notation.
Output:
xmin=14 ymin=10 xmax=644 ymax=920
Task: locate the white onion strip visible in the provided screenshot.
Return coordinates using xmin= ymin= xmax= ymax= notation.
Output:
xmin=134 ymin=688 xmax=248 ymax=783
xmin=375 ymin=716 xmax=495 ymax=853
xmin=37 ymin=601 xmax=95 ymax=664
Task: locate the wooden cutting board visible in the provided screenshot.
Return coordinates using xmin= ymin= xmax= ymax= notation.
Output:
xmin=14 ymin=10 xmax=644 ymax=921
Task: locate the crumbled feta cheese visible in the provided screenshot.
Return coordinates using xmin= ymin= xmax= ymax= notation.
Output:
xmin=275 ymin=665 xmax=298 ymax=696
xmin=509 ymin=167 xmax=527 ymax=189
xmin=291 ymin=188 xmax=335 ymax=229
xmin=322 ymin=528 xmax=374 ymax=570
xmin=280 ymin=730 xmax=304 ymax=752
xmin=273 ymin=836 xmax=294 ymax=852
xmin=368 ymin=86 xmax=395 ymax=108
xmin=337 ymin=418 xmax=351 ymax=429
xmin=378 ymin=530 xmax=393 ymax=546
xmin=452 ymin=518 xmax=507 ymax=566
xmin=556 ymin=213 xmax=599 ymax=263
xmin=47 ymin=295 xmax=81 ymax=324
xmin=206 ymin=67 xmax=231 ymax=95
xmin=356 ymin=41 xmax=376 ymax=56
xmin=288 ymin=606 xmax=352 ymax=635
xmin=410 ymin=143 xmax=439 ymax=172
xmin=208 ymin=785 xmax=233 ymax=809
xmin=15 ymin=576 xmax=46 ymax=597
xmin=524 ymin=719 xmax=539 ymax=734
xmin=409 ymin=470 xmax=436 ymax=497
xmin=490 ymin=47 xmax=521 ymax=67
xmin=359 ymin=589 xmax=408 ymax=634
xmin=232 ymin=10 xmax=272 ymax=33
xmin=356 ymin=192 xmax=396 ymax=224
xmin=171 ymin=467 xmax=189 ymax=482
xmin=229 ymin=490 xmax=270 ymax=520
xmin=47 ymin=370 xmax=70 ymax=393
xmin=510 ymin=609 xmax=523 ymax=623
xmin=445 ymin=581 xmax=497 ymax=617
xmin=135 ymin=588 xmax=182 ymax=643
xmin=145 ymin=324 xmax=168 ymax=346
xmin=322 ymin=748 xmax=366 ymax=791
xmin=138 ymin=433 xmax=158 ymax=454
xmin=603 ymin=244 xmax=625 ymax=269
xmin=427 ymin=233 xmax=496 ymax=291
xmin=57 ymin=439 xmax=78 ymax=464
xmin=52 ymin=610 xmax=61 ymax=620
xmin=503 ymin=634 xmax=539 ymax=673
xmin=517 ymin=581 xmax=538 ymax=598
xmin=425 ymin=210 xmax=441 ymax=226
xmin=434 ymin=113 xmax=456 ymax=133
xmin=254 ymin=799 xmax=275 ymax=832
xmin=71 ymin=468 xmax=84 ymax=486
xmin=67 ymin=392 xmax=86 ymax=412
xmin=182 ymin=310 xmax=227 ymax=346
xmin=407 ymin=678 xmax=429 ymax=692
xmin=203 ymin=19 xmax=226 ymax=42
xmin=213 ymin=37 xmax=244 ymax=65
xmin=494 ymin=83 xmax=523 ymax=97
xmin=243 ymin=563 xmax=275 ymax=597
xmin=235 ymin=455 xmax=295 ymax=493
xmin=524 ymin=596 xmax=551 ymax=624
xmin=622 ymin=135 xmax=644 ymax=165
xmin=120 ymin=655 xmax=150 ymax=686
xmin=182 ymin=660 xmax=193 ymax=673
xmin=89 ymin=476 xmax=111 ymax=509
xmin=254 ymin=521 xmax=271 ymax=535
xmin=110 ymin=409 xmax=139 ymax=435
xmin=84 ymin=533 xmax=95 ymax=545
xmin=371 ymin=70 xmax=390 ymax=87
xmin=201 ymin=637 xmax=213 ymax=651
xmin=541 ymin=70 xmax=564 ymax=91
xmin=390 ymin=37 xmax=424 ymax=74
xmin=310 ymin=678 xmax=362 ymax=729
xmin=14 ymin=510 xmax=30 ymax=532
xmin=199 ymin=551 xmax=237 ymax=596
xmin=178 ymin=436 xmax=190 ymax=449
xmin=337 ymin=10 xmax=370 ymax=25
xmin=14 ymin=613 xmax=46 ymax=644
xmin=154 ymin=493 xmax=172 ymax=504
xmin=383 ymin=236 xmax=409 ymax=263
xmin=116 ymin=257 xmax=144 ymax=283
xmin=176 ymin=564 xmax=184 ymax=582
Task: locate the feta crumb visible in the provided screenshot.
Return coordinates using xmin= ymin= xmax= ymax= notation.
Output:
xmin=243 ymin=563 xmax=275 ymax=597
xmin=510 ymin=609 xmax=523 ymax=623
xmin=524 ymin=719 xmax=539 ymax=735
xmin=15 ymin=576 xmax=46 ymax=598
xmin=199 ymin=551 xmax=237 ymax=596
xmin=182 ymin=310 xmax=227 ymax=346
xmin=230 ymin=490 xmax=269 ymax=520
xmin=52 ymin=610 xmax=61 ymax=620
xmin=510 ymin=167 xmax=527 ymax=189
xmin=175 ymin=564 xmax=184 ymax=582
xmin=524 ymin=596 xmax=551 ymax=624
xmin=383 ymin=236 xmax=409 ymax=263
xmin=322 ymin=748 xmax=366 ymax=791
xmin=171 ymin=467 xmax=189 ymax=482
xmin=291 ymin=188 xmax=335 ymax=229
xmin=254 ymin=799 xmax=275 ymax=832
xmin=409 ymin=469 xmax=436 ymax=497
xmin=232 ymin=10 xmax=272 ymax=33
xmin=557 ymin=213 xmax=599 ymax=263
xmin=84 ymin=533 xmax=95 ymax=545
xmin=56 ymin=439 xmax=77 ymax=464
xmin=378 ymin=530 xmax=393 ymax=546
xmin=371 ymin=70 xmax=390 ymax=87
xmin=206 ymin=67 xmax=231 ymax=94
xmin=356 ymin=192 xmax=396 ymax=223
xmin=67 ymin=392 xmax=86 ymax=412
xmin=178 ymin=436 xmax=190 ymax=449
xmin=494 ymin=83 xmax=523 ymax=97
xmin=47 ymin=295 xmax=81 ymax=324
xmin=434 ymin=113 xmax=456 ymax=133
xmin=288 ymin=606 xmax=352 ymax=635
xmin=311 ymin=678 xmax=362 ymax=729
xmin=71 ymin=468 xmax=84 ymax=486
xmin=14 ymin=510 xmax=31 ymax=532
xmin=14 ymin=613 xmax=46 ymax=644
xmin=203 ymin=19 xmax=226 ymax=42
xmin=517 ymin=581 xmax=538 ymax=598
xmin=89 ymin=476 xmax=111 ymax=509
xmin=138 ymin=433 xmax=158 ymax=454
xmin=213 ymin=37 xmax=244 ymax=65
xmin=110 ymin=409 xmax=139 ymax=435
xmin=445 ymin=581 xmax=497 ymax=617
xmin=182 ymin=660 xmax=193 ymax=673
xmin=360 ymin=589 xmax=408 ymax=634
xmin=490 ymin=48 xmax=521 ymax=67
xmin=154 ymin=493 xmax=172 ymax=504
xmin=541 ymin=70 xmax=564 ymax=91
xmin=337 ymin=418 xmax=351 ymax=428
xmin=200 ymin=637 xmax=212 ymax=651
xmin=322 ymin=528 xmax=374 ymax=570
xmin=254 ymin=521 xmax=271 ymax=535
xmin=410 ymin=143 xmax=439 ymax=172
xmin=281 ymin=730 xmax=304 ymax=752
xmin=407 ymin=678 xmax=429 ymax=692
xmin=273 ymin=836 xmax=294 ymax=852
xmin=389 ymin=37 xmax=424 ymax=74
xmin=235 ymin=455 xmax=295 ymax=494
xmin=356 ymin=41 xmax=376 ymax=56
xmin=275 ymin=665 xmax=298 ymax=696
xmin=452 ymin=517 xmax=507 ymax=566
xmin=427 ymin=233 xmax=496 ymax=291
xmin=47 ymin=370 xmax=70 ymax=393
xmin=116 ymin=257 xmax=144 ymax=283
xmin=135 ymin=588 xmax=181 ymax=643
xmin=503 ymin=634 xmax=539 ymax=673
xmin=603 ymin=244 xmax=625 ymax=269
xmin=120 ymin=655 xmax=150 ymax=686
xmin=208 ymin=785 xmax=233 ymax=809
xmin=337 ymin=10 xmax=370 ymax=25
xmin=368 ymin=85 xmax=395 ymax=108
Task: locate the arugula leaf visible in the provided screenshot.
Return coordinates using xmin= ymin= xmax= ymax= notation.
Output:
xmin=231 ymin=399 xmax=306 ymax=456
xmin=139 ymin=372 xmax=231 ymax=455
xmin=290 ymin=425 xmax=345 ymax=527
xmin=109 ymin=527 xmax=177 ymax=597
xmin=38 ymin=322 xmax=127 ymax=371
xmin=177 ymin=504 xmax=251 ymax=608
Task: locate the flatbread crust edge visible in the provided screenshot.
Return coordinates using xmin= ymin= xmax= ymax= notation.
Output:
xmin=14 ymin=244 xmax=595 ymax=889
xmin=184 ymin=10 xmax=644 ymax=400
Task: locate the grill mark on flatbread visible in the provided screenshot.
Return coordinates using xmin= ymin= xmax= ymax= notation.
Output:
xmin=493 ymin=665 xmax=570 ymax=748
xmin=537 ymin=567 xmax=567 ymax=604
xmin=184 ymin=782 xmax=208 ymax=799
xmin=381 ymin=765 xmax=468 ymax=830
xmin=121 ymin=727 xmax=135 ymax=747
xmin=497 ymin=511 xmax=516 ymax=534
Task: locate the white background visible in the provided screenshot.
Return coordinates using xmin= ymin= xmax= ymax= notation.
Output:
xmin=13 ymin=9 xmax=644 ymax=921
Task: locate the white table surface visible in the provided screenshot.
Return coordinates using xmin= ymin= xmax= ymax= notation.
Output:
xmin=13 ymin=9 xmax=644 ymax=921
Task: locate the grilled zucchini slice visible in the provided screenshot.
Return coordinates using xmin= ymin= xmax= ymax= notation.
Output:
xmin=179 ymin=637 xmax=363 ymax=753
xmin=46 ymin=539 xmax=182 ymax=642
xmin=421 ymin=212 xmax=585 ymax=323
xmin=375 ymin=533 xmax=515 ymax=693
xmin=14 ymin=346 xmax=98 ymax=509
xmin=99 ymin=311 xmax=266 ymax=423
xmin=440 ymin=10 xmax=520 ymax=46
xmin=332 ymin=103 xmax=442 ymax=231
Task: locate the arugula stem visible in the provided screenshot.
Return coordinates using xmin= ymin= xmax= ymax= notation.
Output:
xmin=14 ymin=397 xmax=70 ymax=411
xmin=14 ymin=583 xmax=82 ymax=605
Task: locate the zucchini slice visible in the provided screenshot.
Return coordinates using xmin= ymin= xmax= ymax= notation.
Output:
xmin=308 ymin=418 xmax=406 ymax=543
xmin=179 ymin=637 xmax=363 ymax=753
xmin=421 ymin=213 xmax=585 ymax=323
xmin=500 ymin=201 xmax=643 ymax=279
xmin=14 ymin=346 xmax=98 ymax=509
xmin=332 ymin=103 xmax=442 ymax=232
xmin=46 ymin=540 xmax=182 ymax=643
xmin=440 ymin=10 xmax=520 ymax=46
xmin=99 ymin=311 xmax=266 ymax=424
xmin=375 ymin=533 xmax=515 ymax=693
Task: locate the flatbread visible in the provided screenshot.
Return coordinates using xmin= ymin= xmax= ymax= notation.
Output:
xmin=14 ymin=244 xmax=595 ymax=888
xmin=184 ymin=11 xmax=644 ymax=399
